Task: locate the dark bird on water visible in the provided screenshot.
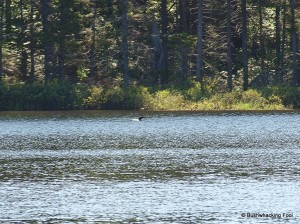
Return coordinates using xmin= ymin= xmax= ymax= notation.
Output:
xmin=131 ymin=116 xmax=145 ymax=121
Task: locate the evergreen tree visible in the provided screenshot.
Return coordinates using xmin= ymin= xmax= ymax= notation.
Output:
xmin=227 ymin=0 xmax=233 ymax=91
xmin=40 ymin=0 xmax=52 ymax=82
xmin=122 ymin=0 xmax=129 ymax=87
xmin=242 ymin=0 xmax=248 ymax=90
xmin=160 ymin=0 xmax=169 ymax=86
xmin=0 ymin=0 xmax=299 ymax=94
xmin=0 ymin=0 xmax=4 ymax=81
xmin=29 ymin=0 xmax=35 ymax=82
xmin=290 ymin=0 xmax=298 ymax=86
xmin=196 ymin=0 xmax=203 ymax=89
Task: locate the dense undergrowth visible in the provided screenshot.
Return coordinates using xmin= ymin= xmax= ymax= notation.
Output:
xmin=0 ymin=80 xmax=299 ymax=111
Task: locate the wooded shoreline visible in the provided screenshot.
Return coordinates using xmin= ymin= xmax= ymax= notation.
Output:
xmin=0 ymin=1 xmax=299 ymax=111
xmin=1 ymin=81 xmax=300 ymax=111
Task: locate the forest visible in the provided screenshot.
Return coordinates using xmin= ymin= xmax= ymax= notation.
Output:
xmin=0 ymin=0 xmax=299 ymax=110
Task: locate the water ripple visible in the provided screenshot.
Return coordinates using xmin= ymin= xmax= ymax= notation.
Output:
xmin=1 ymin=111 xmax=300 ymax=223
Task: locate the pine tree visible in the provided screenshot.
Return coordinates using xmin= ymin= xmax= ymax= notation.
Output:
xmin=196 ymin=0 xmax=204 ymax=89
xmin=40 ymin=0 xmax=52 ymax=82
xmin=227 ymin=0 xmax=233 ymax=91
xmin=0 ymin=0 xmax=4 ymax=81
xmin=122 ymin=0 xmax=129 ymax=87
xmin=29 ymin=0 xmax=35 ymax=83
xmin=242 ymin=0 xmax=248 ymax=90
xmin=290 ymin=0 xmax=298 ymax=86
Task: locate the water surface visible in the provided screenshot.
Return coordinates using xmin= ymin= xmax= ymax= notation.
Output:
xmin=0 ymin=111 xmax=299 ymax=223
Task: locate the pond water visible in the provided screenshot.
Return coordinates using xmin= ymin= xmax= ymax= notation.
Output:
xmin=0 ymin=111 xmax=300 ymax=223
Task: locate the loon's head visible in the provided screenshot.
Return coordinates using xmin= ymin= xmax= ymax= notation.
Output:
xmin=138 ymin=116 xmax=145 ymax=121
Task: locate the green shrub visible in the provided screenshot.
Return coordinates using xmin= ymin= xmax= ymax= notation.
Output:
xmin=240 ymin=89 xmax=268 ymax=108
xmin=279 ymin=87 xmax=300 ymax=108
xmin=188 ymin=89 xmax=285 ymax=110
xmin=0 ymin=81 xmax=288 ymax=111
xmin=123 ymin=86 xmax=149 ymax=110
xmin=259 ymin=86 xmax=300 ymax=109
xmin=84 ymin=86 xmax=106 ymax=109
xmin=103 ymin=86 xmax=125 ymax=109
xmin=86 ymin=86 xmax=287 ymax=111
xmin=143 ymin=89 xmax=186 ymax=110
xmin=83 ymin=85 xmax=151 ymax=110
xmin=184 ymin=81 xmax=204 ymax=101
xmin=0 ymin=80 xmax=80 ymax=110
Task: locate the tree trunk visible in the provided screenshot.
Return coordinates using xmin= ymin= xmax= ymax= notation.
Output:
xmin=89 ymin=0 xmax=96 ymax=79
xmin=107 ymin=0 xmax=113 ymax=18
xmin=122 ymin=0 xmax=129 ymax=87
xmin=280 ymin=0 xmax=287 ymax=83
xmin=242 ymin=0 xmax=248 ymax=90
xmin=5 ymin=0 xmax=11 ymax=33
xmin=190 ymin=0 xmax=198 ymax=34
xmin=196 ymin=0 xmax=204 ymax=90
xmin=29 ymin=0 xmax=35 ymax=83
xmin=160 ymin=0 xmax=169 ymax=86
xmin=0 ymin=0 xmax=4 ymax=81
xmin=290 ymin=0 xmax=298 ymax=86
xmin=180 ymin=46 xmax=189 ymax=82
xmin=20 ymin=0 xmax=28 ymax=82
xmin=151 ymin=16 xmax=161 ymax=85
xmin=227 ymin=0 xmax=233 ymax=91
xmin=259 ymin=0 xmax=265 ymax=72
xmin=179 ymin=0 xmax=189 ymax=82
xmin=58 ymin=3 xmax=65 ymax=79
xmin=40 ymin=0 xmax=52 ymax=82
xmin=275 ymin=0 xmax=281 ymax=82
xmin=58 ymin=0 xmax=74 ymax=79
xmin=180 ymin=0 xmax=188 ymax=32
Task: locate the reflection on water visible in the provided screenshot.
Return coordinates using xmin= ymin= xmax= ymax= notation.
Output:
xmin=0 ymin=111 xmax=300 ymax=223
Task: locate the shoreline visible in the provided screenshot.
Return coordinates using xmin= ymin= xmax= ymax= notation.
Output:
xmin=0 ymin=109 xmax=298 ymax=113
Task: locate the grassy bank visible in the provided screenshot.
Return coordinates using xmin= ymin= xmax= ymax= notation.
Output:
xmin=0 ymin=81 xmax=299 ymax=111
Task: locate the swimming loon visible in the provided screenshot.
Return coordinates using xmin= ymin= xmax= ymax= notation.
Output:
xmin=131 ymin=116 xmax=145 ymax=121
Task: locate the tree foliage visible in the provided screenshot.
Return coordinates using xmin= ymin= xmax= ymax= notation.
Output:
xmin=0 ymin=0 xmax=299 ymax=108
